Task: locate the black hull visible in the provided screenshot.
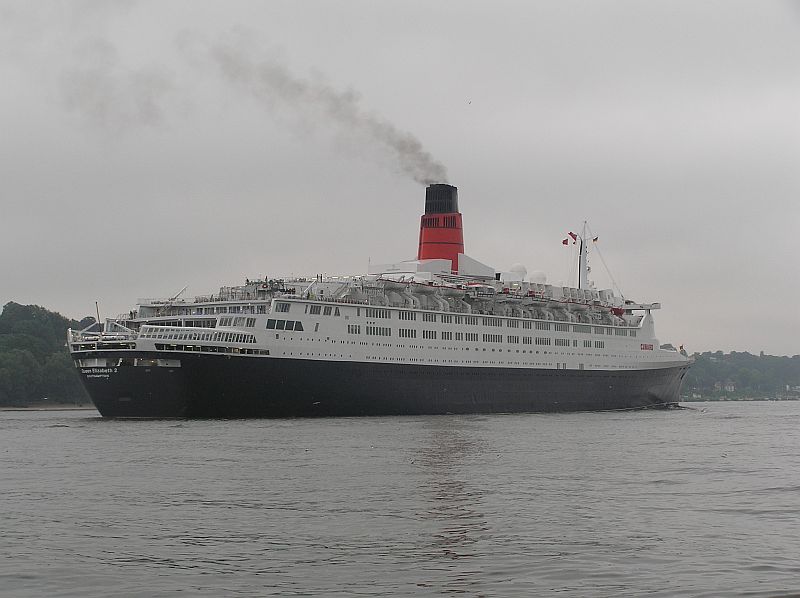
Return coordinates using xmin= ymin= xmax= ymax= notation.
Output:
xmin=75 ymin=352 xmax=689 ymax=418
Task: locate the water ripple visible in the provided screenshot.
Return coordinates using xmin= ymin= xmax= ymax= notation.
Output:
xmin=2 ymin=402 xmax=800 ymax=596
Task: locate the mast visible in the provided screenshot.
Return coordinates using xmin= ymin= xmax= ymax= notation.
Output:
xmin=578 ymin=221 xmax=588 ymax=290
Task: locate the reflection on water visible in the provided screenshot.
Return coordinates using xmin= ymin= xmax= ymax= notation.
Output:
xmin=415 ymin=417 xmax=490 ymax=593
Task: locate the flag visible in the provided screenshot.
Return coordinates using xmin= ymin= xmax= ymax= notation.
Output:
xmin=593 ymin=236 xmax=598 ymax=242
xmin=562 ymin=238 xmax=569 ymax=245
xmin=568 ymin=232 xmax=577 ymax=241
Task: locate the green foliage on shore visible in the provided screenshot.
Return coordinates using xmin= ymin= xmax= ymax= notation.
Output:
xmin=0 ymin=302 xmax=91 ymax=406
xmin=684 ymin=351 xmax=800 ymax=398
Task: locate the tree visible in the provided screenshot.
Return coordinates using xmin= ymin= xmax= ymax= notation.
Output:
xmin=39 ymin=352 xmax=88 ymax=403
xmin=0 ymin=349 xmax=42 ymax=405
xmin=0 ymin=302 xmax=88 ymax=405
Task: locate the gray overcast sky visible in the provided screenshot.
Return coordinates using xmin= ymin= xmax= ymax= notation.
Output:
xmin=1 ymin=0 xmax=798 ymax=355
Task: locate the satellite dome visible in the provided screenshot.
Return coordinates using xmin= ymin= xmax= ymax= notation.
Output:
xmin=510 ymin=263 xmax=527 ymax=278
xmin=529 ymin=270 xmax=547 ymax=284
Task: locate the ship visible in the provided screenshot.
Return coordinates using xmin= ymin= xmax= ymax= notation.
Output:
xmin=68 ymin=183 xmax=691 ymax=417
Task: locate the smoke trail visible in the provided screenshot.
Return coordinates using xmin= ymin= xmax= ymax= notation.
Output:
xmin=60 ymin=38 xmax=174 ymax=131
xmin=0 ymin=3 xmax=173 ymax=132
xmin=203 ymin=34 xmax=448 ymax=185
xmin=10 ymin=4 xmax=449 ymax=184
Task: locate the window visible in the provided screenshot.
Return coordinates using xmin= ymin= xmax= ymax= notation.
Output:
xmin=465 ymin=316 xmax=478 ymax=325
xmin=423 ymin=313 xmax=437 ymax=322
xmin=398 ymin=328 xmax=416 ymax=338
xmin=595 ymin=340 xmax=605 ymax=348
xmin=507 ymin=320 xmax=519 ymax=328
xmin=334 ymin=307 xmax=340 ymax=316
xmin=365 ymin=308 xmax=390 ymax=319
xmin=523 ymin=321 xmax=532 ymax=329
xmin=347 ymin=324 xmax=361 ymax=334
xmin=422 ymin=330 xmax=437 ymax=340
xmin=555 ymin=338 xmax=570 ymax=347
xmin=294 ymin=321 xmax=304 ymax=331
xmin=523 ymin=337 xmax=532 ymax=345
xmin=398 ymin=311 xmax=416 ymax=321
xmin=535 ymin=322 xmax=551 ymax=331
xmin=594 ymin=327 xmax=605 ymax=334
xmin=573 ymin=324 xmax=591 ymax=333
xmin=276 ymin=302 xmax=290 ymax=313
xmin=630 ymin=330 xmax=637 ymax=338
xmin=465 ymin=332 xmax=478 ymax=342
xmin=507 ymin=335 xmax=519 ymax=344
xmin=323 ymin=306 xmax=332 ymax=316
xmin=482 ymin=334 xmax=502 ymax=342
xmin=246 ymin=318 xmax=256 ymax=327
xmin=441 ymin=315 xmax=452 ymax=324
xmin=455 ymin=332 xmax=463 ymax=341
xmin=615 ymin=328 xmax=628 ymax=336
xmin=535 ymin=337 xmax=552 ymax=346
xmin=583 ymin=340 xmax=592 ymax=348
xmin=275 ymin=320 xmax=286 ymax=330
xmin=366 ymin=326 xmax=391 ymax=336
xmin=266 ymin=319 xmax=276 ymax=329
xmin=555 ymin=323 xmax=570 ymax=332
xmin=441 ymin=331 xmax=453 ymax=340
xmin=309 ymin=305 xmax=321 ymax=315
xmin=483 ymin=317 xmax=502 ymax=327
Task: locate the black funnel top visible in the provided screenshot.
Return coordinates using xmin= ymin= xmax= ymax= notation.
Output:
xmin=424 ymin=184 xmax=459 ymax=214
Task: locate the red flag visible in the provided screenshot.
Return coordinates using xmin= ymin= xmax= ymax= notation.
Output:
xmin=568 ymin=232 xmax=577 ymax=241
xmin=562 ymin=238 xmax=569 ymax=245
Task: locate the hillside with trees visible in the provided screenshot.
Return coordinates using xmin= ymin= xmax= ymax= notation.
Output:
xmin=0 ymin=302 xmax=92 ymax=406
xmin=683 ymin=351 xmax=800 ymax=400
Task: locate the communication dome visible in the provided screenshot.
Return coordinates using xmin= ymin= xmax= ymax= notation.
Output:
xmin=509 ymin=263 xmax=527 ymax=279
xmin=529 ymin=270 xmax=547 ymax=284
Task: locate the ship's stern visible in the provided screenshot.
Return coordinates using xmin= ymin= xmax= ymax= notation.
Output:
xmin=69 ymin=328 xmax=190 ymax=417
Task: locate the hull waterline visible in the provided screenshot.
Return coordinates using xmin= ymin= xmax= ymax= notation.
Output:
xmin=77 ymin=351 xmax=689 ymax=418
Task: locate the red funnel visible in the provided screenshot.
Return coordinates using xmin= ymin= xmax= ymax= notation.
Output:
xmin=417 ymin=184 xmax=463 ymax=272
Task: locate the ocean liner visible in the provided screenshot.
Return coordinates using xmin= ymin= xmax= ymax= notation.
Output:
xmin=68 ymin=184 xmax=691 ymax=417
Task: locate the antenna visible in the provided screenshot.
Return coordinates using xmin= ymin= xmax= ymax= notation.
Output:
xmin=95 ymin=301 xmax=102 ymax=332
xmin=578 ymin=221 xmax=589 ymax=290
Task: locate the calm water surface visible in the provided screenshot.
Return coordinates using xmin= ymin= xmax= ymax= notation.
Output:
xmin=2 ymin=401 xmax=800 ymax=597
